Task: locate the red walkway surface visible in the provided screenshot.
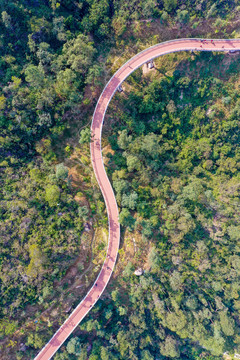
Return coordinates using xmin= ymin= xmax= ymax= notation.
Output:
xmin=34 ymin=38 xmax=240 ymax=360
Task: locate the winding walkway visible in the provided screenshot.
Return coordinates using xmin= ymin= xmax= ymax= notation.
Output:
xmin=34 ymin=38 xmax=240 ymax=360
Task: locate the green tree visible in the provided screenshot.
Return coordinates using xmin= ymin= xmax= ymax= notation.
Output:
xmin=160 ymin=336 xmax=180 ymax=358
xmin=1 ymin=11 xmax=11 ymax=28
xmin=177 ymin=9 xmax=189 ymax=24
xmin=117 ymin=330 xmax=130 ymax=357
xmin=26 ymin=332 xmax=45 ymax=349
xmin=56 ymin=163 xmax=69 ymax=180
xmin=142 ymin=0 xmax=156 ymax=17
xmin=126 ymin=155 xmax=141 ymax=172
xmin=79 ymin=127 xmax=91 ymax=144
xmin=84 ymin=0 xmax=110 ymax=36
xmin=78 ymin=206 xmax=89 ymax=221
xmin=219 ymin=311 xmax=235 ymax=336
xmin=0 ymin=95 xmax=6 ymax=110
xmin=55 ymin=68 xmax=77 ymax=98
xmin=111 ymin=289 xmax=121 ymax=304
xmin=122 ymin=261 xmax=134 ymax=277
xmin=166 ymin=99 xmax=176 ymax=113
xmin=53 ymin=352 xmax=69 ymax=360
xmin=25 ymin=65 xmax=45 ymax=88
xmin=119 ymin=208 xmax=135 ymax=229
xmin=27 ymin=244 xmax=46 ymax=278
xmin=113 ymin=178 xmax=129 ymax=202
xmin=141 ymin=349 xmax=154 ymax=360
xmin=148 ymin=247 xmax=159 ymax=271
xmin=169 ymin=270 xmax=183 ymax=291
xmin=140 ymin=133 xmax=160 ymax=159
xmin=36 ymin=42 xmax=54 ymax=66
xmin=121 ymin=192 xmax=138 ymax=210
xmin=53 ymin=16 xmax=67 ymax=41
xmin=45 ymin=184 xmax=60 ymax=207
xmin=117 ymin=129 xmax=132 ymax=150
xmin=86 ymin=64 xmax=104 ymax=88
xmin=163 ymin=0 xmax=177 ymax=12
xmin=61 ymin=34 xmax=96 ymax=75
xmin=66 ymin=337 xmax=81 ymax=355
xmin=0 ymin=320 xmax=18 ymax=337
xmin=100 ymin=346 xmax=111 ymax=360
xmin=165 ymin=310 xmax=187 ymax=334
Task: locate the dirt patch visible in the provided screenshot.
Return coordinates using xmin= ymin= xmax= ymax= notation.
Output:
xmin=115 ymin=229 xmax=149 ymax=279
xmin=102 ymin=144 xmax=115 ymax=157
xmin=223 ymin=354 xmax=233 ymax=360
xmin=142 ymin=62 xmax=156 ymax=75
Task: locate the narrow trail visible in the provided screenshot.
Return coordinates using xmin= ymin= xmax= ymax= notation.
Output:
xmin=34 ymin=38 xmax=240 ymax=360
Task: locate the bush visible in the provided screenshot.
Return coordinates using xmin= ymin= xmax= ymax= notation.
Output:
xmin=79 ymin=127 xmax=91 ymax=144
xmin=56 ymin=163 xmax=69 ymax=180
xmin=45 ymin=184 xmax=60 ymax=207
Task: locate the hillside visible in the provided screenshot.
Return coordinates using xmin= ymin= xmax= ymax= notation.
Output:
xmin=1 ymin=1 xmax=240 ymax=359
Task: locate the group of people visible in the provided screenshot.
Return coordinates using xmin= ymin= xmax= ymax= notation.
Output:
xmin=199 ymin=39 xmax=225 ymax=49
xmin=88 ymin=254 xmax=112 ymax=307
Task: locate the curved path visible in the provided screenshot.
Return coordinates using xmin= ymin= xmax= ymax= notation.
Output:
xmin=34 ymin=38 xmax=240 ymax=360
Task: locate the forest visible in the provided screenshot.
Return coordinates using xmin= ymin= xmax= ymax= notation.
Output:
xmin=1 ymin=0 xmax=240 ymax=359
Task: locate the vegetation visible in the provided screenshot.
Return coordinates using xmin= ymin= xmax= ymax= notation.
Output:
xmin=1 ymin=0 xmax=240 ymax=359
xmin=56 ymin=50 xmax=240 ymax=360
